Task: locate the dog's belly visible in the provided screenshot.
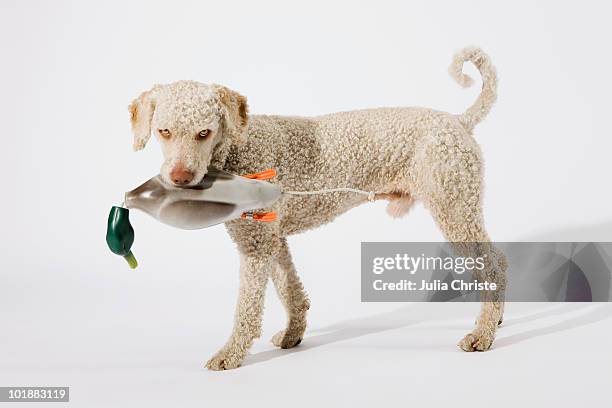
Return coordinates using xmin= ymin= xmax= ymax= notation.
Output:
xmin=277 ymin=193 xmax=370 ymax=236
xmin=275 ymin=169 xmax=410 ymax=236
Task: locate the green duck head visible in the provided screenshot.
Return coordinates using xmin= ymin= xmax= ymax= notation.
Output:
xmin=106 ymin=206 xmax=138 ymax=269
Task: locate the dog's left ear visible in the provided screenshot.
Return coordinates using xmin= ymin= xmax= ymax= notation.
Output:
xmin=128 ymin=85 xmax=161 ymax=151
xmin=214 ymin=85 xmax=249 ymax=144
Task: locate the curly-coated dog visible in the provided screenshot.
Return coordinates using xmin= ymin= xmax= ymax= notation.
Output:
xmin=128 ymin=46 xmax=507 ymax=370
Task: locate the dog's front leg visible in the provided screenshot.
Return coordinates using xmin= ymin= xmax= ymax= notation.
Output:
xmin=205 ymin=252 xmax=274 ymax=370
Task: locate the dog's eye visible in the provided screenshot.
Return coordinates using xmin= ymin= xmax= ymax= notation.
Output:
xmin=158 ymin=129 xmax=171 ymax=139
xmin=198 ymin=129 xmax=210 ymax=139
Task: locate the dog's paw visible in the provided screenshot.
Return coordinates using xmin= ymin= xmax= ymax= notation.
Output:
xmin=458 ymin=331 xmax=494 ymax=352
xmin=205 ymin=349 xmax=244 ymax=371
xmin=271 ymin=329 xmax=302 ymax=349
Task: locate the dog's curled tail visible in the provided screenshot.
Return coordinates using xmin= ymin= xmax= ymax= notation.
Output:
xmin=448 ymin=46 xmax=497 ymax=132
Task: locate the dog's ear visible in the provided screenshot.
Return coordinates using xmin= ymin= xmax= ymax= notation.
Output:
xmin=128 ymin=85 xmax=160 ymax=151
xmin=214 ymin=85 xmax=249 ymax=144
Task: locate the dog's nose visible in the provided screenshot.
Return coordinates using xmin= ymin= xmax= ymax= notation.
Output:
xmin=170 ymin=166 xmax=194 ymax=186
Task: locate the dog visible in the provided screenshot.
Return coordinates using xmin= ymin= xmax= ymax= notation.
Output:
xmin=128 ymin=46 xmax=507 ymax=370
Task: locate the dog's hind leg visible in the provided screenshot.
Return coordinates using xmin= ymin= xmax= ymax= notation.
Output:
xmin=270 ymin=238 xmax=310 ymax=349
xmin=420 ymin=137 xmax=506 ymax=351
xmin=449 ymin=241 xmax=506 ymax=351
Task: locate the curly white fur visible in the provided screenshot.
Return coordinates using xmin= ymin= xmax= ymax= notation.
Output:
xmin=128 ymin=46 xmax=507 ymax=370
xmin=448 ymin=46 xmax=498 ymax=131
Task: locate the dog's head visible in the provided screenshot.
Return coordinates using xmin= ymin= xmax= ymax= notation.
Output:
xmin=128 ymin=81 xmax=248 ymax=186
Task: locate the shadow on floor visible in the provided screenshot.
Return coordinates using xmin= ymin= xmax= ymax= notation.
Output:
xmin=245 ymin=221 xmax=612 ymax=366
xmin=244 ymin=302 xmax=456 ymax=366
xmin=495 ymin=303 xmax=611 ymax=348
xmin=245 ymin=302 xmax=610 ymax=366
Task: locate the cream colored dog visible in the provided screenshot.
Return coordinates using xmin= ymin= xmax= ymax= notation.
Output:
xmin=129 ymin=46 xmax=507 ymax=370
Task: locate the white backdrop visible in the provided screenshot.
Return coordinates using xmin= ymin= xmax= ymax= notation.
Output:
xmin=1 ymin=1 xmax=611 ymax=407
